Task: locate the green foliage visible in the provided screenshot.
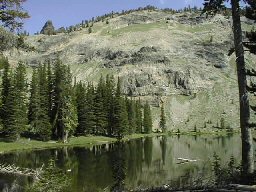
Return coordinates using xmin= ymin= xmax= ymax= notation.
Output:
xmin=94 ymin=75 xmax=108 ymax=135
xmin=159 ymin=103 xmax=166 ymax=132
xmin=143 ymin=101 xmax=152 ymax=134
xmin=52 ymin=60 xmax=78 ymax=142
xmin=0 ymin=0 xmax=29 ymax=31
xmin=244 ymin=1 xmax=256 ymax=54
xmin=3 ymin=61 xmax=28 ymax=140
xmin=27 ymin=159 xmax=71 ymax=192
xmin=110 ymin=141 xmax=126 ymax=192
xmin=1 ymin=57 xmax=10 ymax=123
xmin=28 ymin=65 xmax=52 ymax=141
xmin=212 ymin=153 xmax=241 ymax=186
xmin=105 ymin=74 xmax=115 ymax=136
xmin=135 ymin=99 xmax=142 ymax=133
xmin=0 ymin=59 xmax=153 ymax=142
xmin=112 ymin=78 xmax=129 ymax=139
xmin=126 ymin=98 xmax=136 ymax=134
xmin=75 ymin=82 xmax=87 ymax=135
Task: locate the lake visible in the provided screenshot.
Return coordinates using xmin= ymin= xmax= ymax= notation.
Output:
xmin=0 ymin=134 xmax=242 ymax=191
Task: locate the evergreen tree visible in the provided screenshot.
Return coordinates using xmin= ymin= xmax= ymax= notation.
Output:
xmin=126 ymin=98 xmax=136 ymax=134
xmin=37 ymin=64 xmax=52 ymax=140
xmin=28 ymin=65 xmax=52 ymax=140
xmin=135 ymin=99 xmax=142 ymax=133
xmin=1 ymin=57 xmax=10 ymax=129
xmin=143 ymin=101 xmax=152 ymax=134
xmin=244 ymin=1 xmax=256 ymax=54
xmin=4 ymin=72 xmax=18 ymax=139
xmin=47 ymin=61 xmax=54 ymax=123
xmin=0 ymin=0 xmax=29 ymax=31
xmin=52 ymin=60 xmax=78 ymax=142
xmin=28 ymin=68 xmax=40 ymax=130
xmin=13 ymin=62 xmax=28 ymax=135
xmin=85 ymin=83 xmax=96 ymax=134
xmin=75 ymin=82 xmax=87 ymax=135
xmin=112 ymin=77 xmax=129 ymax=139
xmin=4 ymin=62 xmax=28 ymax=140
xmin=105 ymin=74 xmax=115 ymax=136
xmin=159 ymin=103 xmax=166 ymax=133
xmin=94 ymin=75 xmax=108 ymax=135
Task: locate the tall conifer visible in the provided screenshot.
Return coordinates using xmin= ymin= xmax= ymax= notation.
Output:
xmin=143 ymin=101 xmax=152 ymax=134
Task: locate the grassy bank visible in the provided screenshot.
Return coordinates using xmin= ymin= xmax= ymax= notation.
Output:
xmin=0 ymin=130 xmax=238 ymax=154
xmin=0 ymin=133 xmax=165 ymax=154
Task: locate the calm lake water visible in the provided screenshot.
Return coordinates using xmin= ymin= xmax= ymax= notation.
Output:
xmin=0 ymin=134 xmax=242 ymax=191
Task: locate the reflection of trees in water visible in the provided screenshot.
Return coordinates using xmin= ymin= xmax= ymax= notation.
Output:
xmin=73 ymin=145 xmax=112 ymax=191
xmin=125 ymin=139 xmax=143 ymax=186
xmin=110 ymin=141 xmax=126 ymax=192
xmin=0 ymin=135 xmax=244 ymax=191
xmin=160 ymin=136 xmax=167 ymax=165
xmin=144 ymin=137 xmax=153 ymax=168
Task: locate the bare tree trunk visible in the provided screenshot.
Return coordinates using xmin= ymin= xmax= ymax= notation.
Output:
xmin=231 ymin=0 xmax=254 ymax=174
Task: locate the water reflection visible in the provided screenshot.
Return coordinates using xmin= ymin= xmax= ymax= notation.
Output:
xmin=0 ymin=134 xmax=242 ymax=191
xmin=110 ymin=141 xmax=126 ymax=192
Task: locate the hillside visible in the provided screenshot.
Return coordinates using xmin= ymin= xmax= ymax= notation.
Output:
xmin=3 ymin=9 xmax=256 ymax=131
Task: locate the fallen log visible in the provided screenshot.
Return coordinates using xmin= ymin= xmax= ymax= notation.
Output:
xmin=0 ymin=163 xmax=43 ymax=180
xmin=229 ymin=184 xmax=256 ymax=191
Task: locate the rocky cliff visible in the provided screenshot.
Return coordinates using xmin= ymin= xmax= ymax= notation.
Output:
xmin=4 ymin=10 xmax=256 ymax=131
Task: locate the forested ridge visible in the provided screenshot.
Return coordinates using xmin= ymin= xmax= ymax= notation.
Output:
xmin=0 ymin=58 xmax=155 ymax=143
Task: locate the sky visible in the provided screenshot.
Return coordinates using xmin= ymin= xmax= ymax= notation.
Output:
xmin=22 ymin=0 xmax=205 ymax=34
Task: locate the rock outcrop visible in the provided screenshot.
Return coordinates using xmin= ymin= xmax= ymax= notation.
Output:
xmin=4 ymin=10 xmax=256 ymax=131
xmin=40 ymin=20 xmax=55 ymax=35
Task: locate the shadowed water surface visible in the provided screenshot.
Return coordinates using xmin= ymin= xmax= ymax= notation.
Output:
xmin=0 ymin=134 xmax=242 ymax=191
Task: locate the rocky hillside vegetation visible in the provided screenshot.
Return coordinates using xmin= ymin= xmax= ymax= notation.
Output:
xmin=3 ymin=9 xmax=256 ymax=131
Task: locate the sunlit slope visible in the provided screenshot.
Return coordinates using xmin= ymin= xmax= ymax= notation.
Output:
xmin=4 ymin=10 xmax=256 ymax=131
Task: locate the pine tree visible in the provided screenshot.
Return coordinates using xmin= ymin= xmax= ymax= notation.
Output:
xmin=1 ymin=57 xmax=10 ymax=129
xmin=112 ymin=77 xmax=129 ymax=139
xmin=244 ymin=1 xmax=256 ymax=54
xmin=47 ymin=61 xmax=54 ymax=123
xmin=159 ymin=103 xmax=166 ymax=133
xmin=0 ymin=0 xmax=29 ymax=31
xmin=105 ymin=74 xmax=115 ymax=136
xmin=126 ymin=98 xmax=136 ymax=134
xmin=13 ymin=62 xmax=28 ymax=136
xmin=4 ymin=72 xmax=18 ymax=139
xmin=52 ymin=60 xmax=78 ymax=142
xmin=4 ymin=62 xmax=28 ymax=140
xmin=37 ymin=64 xmax=52 ymax=140
xmin=28 ymin=68 xmax=40 ymax=131
xmin=85 ymin=83 xmax=96 ymax=134
xmin=75 ymin=82 xmax=87 ymax=135
xmin=94 ymin=75 xmax=108 ymax=135
xmin=135 ymin=99 xmax=142 ymax=133
xmin=143 ymin=101 xmax=152 ymax=134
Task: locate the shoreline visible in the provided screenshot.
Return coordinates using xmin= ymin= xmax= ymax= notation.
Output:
xmin=0 ymin=130 xmax=238 ymax=154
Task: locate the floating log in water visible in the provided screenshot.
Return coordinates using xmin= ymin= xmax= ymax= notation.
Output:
xmin=0 ymin=163 xmax=43 ymax=180
xmin=177 ymin=158 xmax=198 ymax=164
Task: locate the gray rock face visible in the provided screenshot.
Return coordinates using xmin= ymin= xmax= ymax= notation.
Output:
xmin=4 ymin=10 xmax=256 ymax=131
xmin=40 ymin=20 xmax=55 ymax=35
